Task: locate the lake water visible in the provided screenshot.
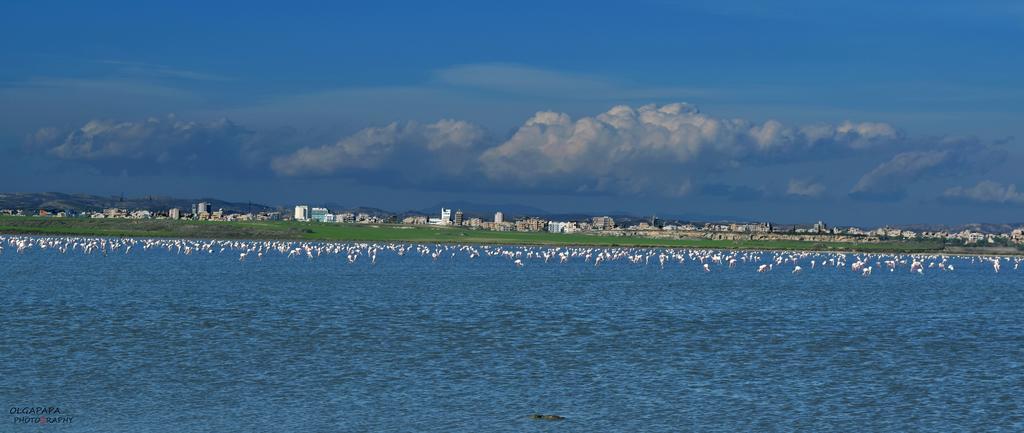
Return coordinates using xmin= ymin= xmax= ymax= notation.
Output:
xmin=2 ymin=237 xmax=1023 ymax=432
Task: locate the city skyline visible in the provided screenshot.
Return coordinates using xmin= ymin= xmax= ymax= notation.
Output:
xmin=8 ymin=199 xmax=1023 ymax=248
xmin=6 ymin=192 xmax=1022 ymax=237
xmin=2 ymin=1 xmax=1023 ymax=225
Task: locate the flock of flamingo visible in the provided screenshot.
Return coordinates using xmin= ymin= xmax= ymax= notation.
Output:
xmin=2 ymin=235 xmax=1022 ymax=277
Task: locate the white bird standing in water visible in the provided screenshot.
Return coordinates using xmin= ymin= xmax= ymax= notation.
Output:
xmin=0 ymin=235 xmax=1017 ymax=285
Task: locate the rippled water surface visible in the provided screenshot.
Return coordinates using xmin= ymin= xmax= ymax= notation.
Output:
xmin=2 ymin=239 xmax=1023 ymax=432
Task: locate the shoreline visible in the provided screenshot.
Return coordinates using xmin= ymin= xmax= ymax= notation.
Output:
xmin=2 ymin=216 xmax=1021 ymax=256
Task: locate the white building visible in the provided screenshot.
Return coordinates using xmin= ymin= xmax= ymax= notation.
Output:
xmin=494 ymin=211 xmax=503 ymax=224
xmin=547 ymin=221 xmax=574 ymax=233
xmin=168 ymin=208 xmax=180 ymax=220
xmin=103 ymin=208 xmax=126 ymax=218
xmin=440 ymin=208 xmax=452 ymax=225
xmin=294 ymin=205 xmax=309 ymax=221
xmin=311 ymin=207 xmax=329 ymax=222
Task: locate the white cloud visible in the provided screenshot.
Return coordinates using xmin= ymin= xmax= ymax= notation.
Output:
xmin=834 ymin=121 xmax=900 ymax=149
xmin=36 ymin=115 xmax=238 ymax=160
xmin=787 ymin=179 xmax=825 ymax=197
xmin=31 ymin=103 xmax=1007 ymax=203
xmin=850 ymin=150 xmax=950 ymax=199
xmin=480 ymin=103 xmax=899 ymax=193
xmin=271 ymin=119 xmax=485 ymax=177
xmin=26 ymin=115 xmax=280 ymax=175
xmin=849 ymin=136 xmax=1007 ymax=200
xmin=943 ymin=181 xmax=1024 ymax=204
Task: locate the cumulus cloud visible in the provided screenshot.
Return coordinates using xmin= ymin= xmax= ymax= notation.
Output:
xmin=480 ymin=103 xmax=899 ymax=194
xmin=849 ymin=150 xmax=951 ymax=200
xmin=28 ymin=103 xmax=1006 ymax=204
xmin=787 ymin=179 xmax=826 ymax=197
xmin=849 ymin=137 xmax=1006 ymax=201
xmin=25 ymin=115 xmax=276 ymax=175
xmin=943 ymin=181 xmax=1024 ymax=205
xmin=271 ymin=119 xmax=486 ymax=179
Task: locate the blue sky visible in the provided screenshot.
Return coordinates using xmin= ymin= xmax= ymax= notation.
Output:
xmin=1 ymin=0 xmax=1022 ymax=224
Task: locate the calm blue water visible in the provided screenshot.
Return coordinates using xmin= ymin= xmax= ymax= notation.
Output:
xmin=2 ymin=238 xmax=1023 ymax=432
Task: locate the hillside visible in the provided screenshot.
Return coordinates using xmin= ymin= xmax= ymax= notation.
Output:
xmin=0 ymin=192 xmax=277 ymax=214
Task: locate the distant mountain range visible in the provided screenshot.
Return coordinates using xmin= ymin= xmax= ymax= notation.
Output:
xmin=0 ymin=192 xmax=276 ymax=214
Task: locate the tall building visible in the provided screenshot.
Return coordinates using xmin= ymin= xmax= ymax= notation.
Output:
xmin=494 ymin=211 xmax=503 ymax=224
xmin=311 ymin=207 xmax=329 ymax=222
xmin=516 ymin=217 xmax=548 ymax=232
xmin=294 ymin=205 xmax=309 ymax=221
xmin=440 ymin=208 xmax=452 ymax=225
xmin=592 ymin=216 xmax=615 ymax=231
xmin=454 ymin=209 xmax=464 ymax=226
xmin=197 ymin=202 xmax=211 ymax=214
xmin=168 ymin=208 xmax=180 ymax=220
xmin=813 ymin=220 xmax=828 ymax=234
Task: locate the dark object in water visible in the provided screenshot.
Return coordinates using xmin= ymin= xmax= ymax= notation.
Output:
xmin=529 ymin=414 xmax=565 ymax=421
